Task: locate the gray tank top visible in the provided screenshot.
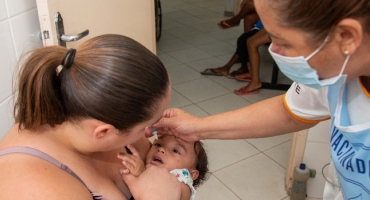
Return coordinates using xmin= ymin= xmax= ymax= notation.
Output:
xmin=0 ymin=147 xmax=102 ymax=199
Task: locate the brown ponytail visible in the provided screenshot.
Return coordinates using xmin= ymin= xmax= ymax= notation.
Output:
xmin=14 ymin=46 xmax=67 ymax=130
xmin=14 ymin=34 xmax=169 ymax=131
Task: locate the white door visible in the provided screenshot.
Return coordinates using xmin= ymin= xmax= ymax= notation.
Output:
xmin=36 ymin=0 xmax=156 ymax=53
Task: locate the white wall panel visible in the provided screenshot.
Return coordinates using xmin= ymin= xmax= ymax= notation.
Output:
xmin=0 ymin=20 xmax=16 ymax=102
xmin=0 ymin=0 xmax=39 ymax=137
xmin=0 ymin=97 xmax=13 ymax=139
xmin=0 ymin=0 xmax=7 ymax=21
xmin=5 ymin=0 xmax=36 ymax=18
xmin=9 ymin=8 xmax=42 ymax=58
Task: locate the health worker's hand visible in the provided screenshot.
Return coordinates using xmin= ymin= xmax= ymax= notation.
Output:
xmin=145 ymin=108 xmax=201 ymax=142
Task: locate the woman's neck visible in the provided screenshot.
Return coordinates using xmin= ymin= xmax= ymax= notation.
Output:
xmin=2 ymin=122 xmax=93 ymax=157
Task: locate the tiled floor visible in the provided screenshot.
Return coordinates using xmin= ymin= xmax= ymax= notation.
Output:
xmin=156 ymin=0 xmax=321 ymax=199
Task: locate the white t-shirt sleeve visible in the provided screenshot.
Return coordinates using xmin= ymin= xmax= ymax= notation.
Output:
xmin=284 ymin=82 xmax=331 ymax=123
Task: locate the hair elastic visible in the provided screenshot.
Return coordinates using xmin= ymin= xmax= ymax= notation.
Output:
xmin=61 ymin=48 xmax=76 ymax=69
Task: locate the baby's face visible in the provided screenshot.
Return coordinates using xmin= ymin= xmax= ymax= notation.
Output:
xmin=145 ymin=135 xmax=197 ymax=171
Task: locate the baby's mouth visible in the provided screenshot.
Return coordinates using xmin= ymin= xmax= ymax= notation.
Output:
xmin=152 ymin=156 xmax=163 ymax=164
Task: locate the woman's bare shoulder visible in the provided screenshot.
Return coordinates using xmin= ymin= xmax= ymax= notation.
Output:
xmin=0 ymin=153 xmax=93 ymax=199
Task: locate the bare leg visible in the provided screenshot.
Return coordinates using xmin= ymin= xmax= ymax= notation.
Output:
xmin=213 ymin=53 xmax=241 ymax=76
xmin=236 ymin=28 xmax=271 ymax=93
xmin=234 ymin=62 xmax=249 ymax=75
xmin=219 ymin=0 xmax=257 ymax=30
xmin=243 ymin=13 xmax=259 ymax=33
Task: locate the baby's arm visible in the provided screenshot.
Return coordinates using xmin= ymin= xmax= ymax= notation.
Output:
xmin=117 ymin=145 xmax=145 ymax=176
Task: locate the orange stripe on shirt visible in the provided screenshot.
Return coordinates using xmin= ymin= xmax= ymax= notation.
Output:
xmin=359 ymin=77 xmax=370 ymax=98
xmin=283 ymin=93 xmax=330 ymax=124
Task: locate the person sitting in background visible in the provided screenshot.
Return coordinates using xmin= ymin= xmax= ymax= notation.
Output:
xmin=234 ymin=28 xmax=271 ymax=95
xmin=201 ymin=20 xmax=263 ymax=78
xmin=118 ymin=135 xmax=209 ymax=200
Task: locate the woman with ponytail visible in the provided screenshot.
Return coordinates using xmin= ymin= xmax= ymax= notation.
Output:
xmin=0 ymin=34 xmax=180 ymax=199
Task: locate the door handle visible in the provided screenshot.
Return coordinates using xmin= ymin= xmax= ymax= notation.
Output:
xmin=55 ymin=12 xmax=89 ymax=47
xmin=61 ymin=30 xmax=89 ymax=42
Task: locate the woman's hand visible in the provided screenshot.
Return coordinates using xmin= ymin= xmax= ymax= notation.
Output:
xmin=145 ymin=108 xmax=202 ymax=142
xmin=122 ymin=164 xmax=181 ymax=200
xmin=117 ymin=145 xmax=145 ymax=177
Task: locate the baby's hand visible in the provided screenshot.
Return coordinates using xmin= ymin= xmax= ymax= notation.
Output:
xmin=117 ymin=145 xmax=145 ymax=177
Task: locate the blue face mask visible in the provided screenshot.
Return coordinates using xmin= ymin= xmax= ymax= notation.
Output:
xmin=268 ymin=37 xmax=350 ymax=90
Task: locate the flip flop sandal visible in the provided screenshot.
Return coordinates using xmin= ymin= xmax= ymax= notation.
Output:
xmin=218 ymin=20 xmax=239 ymax=29
xmin=234 ymin=87 xmax=259 ymax=95
xmin=200 ymin=68 xmax=223 ymax=76
xmin=235 ymin=74 xmax=252 ymax=82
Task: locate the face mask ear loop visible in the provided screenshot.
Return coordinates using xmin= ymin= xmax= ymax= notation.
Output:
xmin=339 ymin=55 xmax=350 ymax=75
xmin=305 ymin=36 xmax=330 ymax=60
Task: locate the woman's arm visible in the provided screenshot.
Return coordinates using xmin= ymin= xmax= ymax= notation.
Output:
xmin=151 ymin=95 xmax=316 ymax=141
xmin=197 ymin=95 xmax=315 ymax=139
xmin=122 ymin=164 xmax=181 ymax=200
xmin=180 ymin=183 xmax=192 ymax=200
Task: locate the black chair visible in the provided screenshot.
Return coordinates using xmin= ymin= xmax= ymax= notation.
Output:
xmin=260 ymin=61 xmax=291 ymax=91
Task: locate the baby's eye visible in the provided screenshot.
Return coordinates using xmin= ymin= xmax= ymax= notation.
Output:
xmin=173 ymin=149 xmax=180 ymax=155
xmin=154 ymin=143 xmax=161 ymax=147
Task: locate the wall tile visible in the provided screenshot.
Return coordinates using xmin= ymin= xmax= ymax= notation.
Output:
xmin=9 ymin=8 xmax=42 ymax=58
xmin=5 ymin=0 xmax=36 ymax=18
xmin=0 ymin=97 xmax=14 ymax=139
xmin=0 ymin=1 xmax=42 ymax=137
xmin=0 ymin=20 xmax=16 ymax=101
xmin=0 ymin=0 xmax=8 ymax=21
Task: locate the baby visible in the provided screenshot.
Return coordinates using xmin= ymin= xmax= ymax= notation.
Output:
xmin=118 ymin=134 xmax=209 ymax=200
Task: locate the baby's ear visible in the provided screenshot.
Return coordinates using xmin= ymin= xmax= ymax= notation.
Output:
xmin=189 ymin=169 xmax=199 ymax=181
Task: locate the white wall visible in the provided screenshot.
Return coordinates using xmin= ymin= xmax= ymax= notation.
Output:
xmin=0 ymin=0 xmax=42 ymax=139
xmin=303 ymin=120 xmax=332 ymax=198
